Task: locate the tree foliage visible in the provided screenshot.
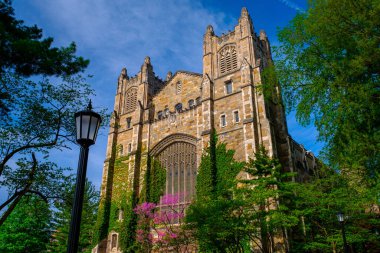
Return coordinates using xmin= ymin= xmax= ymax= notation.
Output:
xmin=237 ymin=146 xmax=298 ymax=253
xmin=186 ymin=138 xmax=245 ymax=252
xmin=0 ymin=73 xmax=98 ymax=226
xmin=0 ymin=196 xmax=52 ymax=253
xmin=290 ymin=167 xmax=380 ymax=252
xmin=0 ymin=0 xmax=88 ymax=76
xmin=48 ymin=178 xmax=99 ymax=253
xmin=273 ymin=0 xmax=380 ymax=177
xmin=0 ymin=0 xmax=89 ymax=115
xmin=0 ymin=1 xmax=107 ymax=226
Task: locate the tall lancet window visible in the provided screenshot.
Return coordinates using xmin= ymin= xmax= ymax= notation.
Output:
xmin=219 ymin=45 xmax=238 ymax=75
xmin=151 ymin=135 xmax=197 ymax=224
xmin=124 ymin=87 xmax=137 ymax=113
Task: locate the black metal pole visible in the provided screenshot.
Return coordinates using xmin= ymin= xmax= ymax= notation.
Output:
xmin=341 ymin=222 xmax=349 ymax=253
xmin=67 ymin=145 xmax=89 ymax=253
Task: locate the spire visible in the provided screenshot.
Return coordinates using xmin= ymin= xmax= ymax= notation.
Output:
xmin=238 ymin=7 xmax=254 ymax=37
xmin=120 ymin=67 xmax=128 ymax=78
xmin=166 ymin=71 xmax=172 ymax=81
xmin=260 ymin=30 xmax=268 ymax=40
xmin=241 ymin=7 xmax=249 ymax=17
xmin=205 ymin=25 xmax=214 ymax=36
xmin=144 ymin=56 xmax=151 ymax=65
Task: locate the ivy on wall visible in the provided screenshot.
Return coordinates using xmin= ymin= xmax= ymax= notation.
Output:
xmin=93 ymin=145 xmax=166 ymax=252
xmin=140 ymin=156 xmax=166 ymax=204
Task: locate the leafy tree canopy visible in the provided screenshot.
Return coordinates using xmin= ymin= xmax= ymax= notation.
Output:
xmin=0 ymin=0 xmax=89 ymax=115
xmin=0 ymin=73 xmax=98 ymax=226
xmin=291 ymin=166 xmax=380 ymax=252
xmin=0 ymin=1 xmax=108 ymax=226
xmin=272 ymin=0 xmax=380 ymax=177
xmin=0 ymin=0 xmax=88 ymax=76
xmin=49 ymin=178 xmax=99 ymax=253
xmin=0 ymin=196 xmax=52 ymax=253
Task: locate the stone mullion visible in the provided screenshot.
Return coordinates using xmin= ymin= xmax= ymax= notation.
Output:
xmin=170 ymin=144 xmax=174 ymax=197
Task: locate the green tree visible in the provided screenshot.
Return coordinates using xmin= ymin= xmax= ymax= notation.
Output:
xmin=273 ymin=0 xmax=380 ymax=177
xmin=0 ymin=73 xmax=98 ymax=226
xmin=0 ymin=196 xmax=52 ymax=253
xmin=237 ymin=146 xmax=299 ymax=253
xmin=0 ymin=1 xmax=106 ymax=225
xmin=0 ymin=0 xmax=88 ymax=114
xmin=291 ymin=167 xmax=380 ymax=252
xmin=49 ymin=178 xmax=99 ymax=253
xmin=186 ymin=138 xmax=245 ymax=252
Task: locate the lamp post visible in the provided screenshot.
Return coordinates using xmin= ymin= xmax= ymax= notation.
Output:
xmin=337 ymin=211 xmax=349 ymax=253
xmin=67 ymin=100 xmax=101 ymax=253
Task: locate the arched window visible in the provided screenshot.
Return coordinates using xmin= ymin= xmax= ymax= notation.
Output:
xmin=175 ymin=103 xmax=183 ymax=112
xmin=124 ymin=87 xmax=137 ymax=113
xmin=119 ymin=145 xmax=123 ymax=156
xmin=188 ymin=99 xmax=195 ymax=108
xmin=154 ymin=138 xmax=197 ymax=204
xmin=176 ymin=81 xmax=182 ymax=94
xmin=219 ymin=45 xmax=238 ymax=74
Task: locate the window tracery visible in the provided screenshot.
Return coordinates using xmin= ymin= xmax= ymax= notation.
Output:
xmin=176 ymin=81 xmax=182 ymax=94
xmin=150 ymin=134 xmax=197 ymax=212
xmin=124 ymin=87 xmax=137 ymax=113
xmin=156 ymin=141 xmax=197 ymax=205
xmin=219 ymin=45 xmax=238 ymax=75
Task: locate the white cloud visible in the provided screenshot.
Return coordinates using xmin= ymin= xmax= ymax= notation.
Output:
xmin=11 ymin=0 xmax=231 ymax=189
xmin=26 ymin=0 xmax=227 ymax=75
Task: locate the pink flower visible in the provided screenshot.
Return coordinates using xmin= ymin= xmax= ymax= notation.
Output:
xmin=134 ymin=202 xmax=156 ymax=217
xmin=160 ymin=194 xmax=180 ymax=205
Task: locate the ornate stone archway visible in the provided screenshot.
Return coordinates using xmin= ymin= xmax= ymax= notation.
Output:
xmin=150 ymin=134 xmax=197 ymax=204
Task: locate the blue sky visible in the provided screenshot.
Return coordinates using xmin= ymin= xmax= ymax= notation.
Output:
xmin=7 ymin=0 xmax=321 ymax=192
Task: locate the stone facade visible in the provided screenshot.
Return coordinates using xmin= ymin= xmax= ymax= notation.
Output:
xmin=94 ymin=7 xmax=317 ymax=253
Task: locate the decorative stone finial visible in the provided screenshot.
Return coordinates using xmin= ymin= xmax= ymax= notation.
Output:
xmin=120 ymin=67 xmax=127 ymax=77
xmin=166 ymin=71 xmax=172 ymax=81
xmin=260 ymin=30 xmax=267 ymax=40
xmin=241 ymin=7 xmax=249 ymax=17
xmin=144 ymin=56 xmax=151 ymax=65
xmin=206 ymin=25 xmax=214 ymax=35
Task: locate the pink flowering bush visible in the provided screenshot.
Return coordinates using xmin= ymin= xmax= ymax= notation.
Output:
xmin=134 ymin=193 xmax=194 ymax=252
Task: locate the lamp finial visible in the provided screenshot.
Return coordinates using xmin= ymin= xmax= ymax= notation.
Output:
xmin=87 ymin=100 xmax=93 ymax=111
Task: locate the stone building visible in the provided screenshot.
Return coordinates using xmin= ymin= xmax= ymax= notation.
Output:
xmin=93 ymin=7 xmax=317 ymax=253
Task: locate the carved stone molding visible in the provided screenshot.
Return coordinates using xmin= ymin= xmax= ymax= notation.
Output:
xmin=149 ymin=133 xmax=197 ymax=156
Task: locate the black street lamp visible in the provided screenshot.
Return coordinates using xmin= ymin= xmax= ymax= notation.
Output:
xmin=337 ymin=211 xmax=349 ymax=253
xmin=67 ymin=101 xmax=101 ymax=253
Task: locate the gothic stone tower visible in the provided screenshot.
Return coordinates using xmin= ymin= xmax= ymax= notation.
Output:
xmin=93 ymin=7 xmax=316 ymax=253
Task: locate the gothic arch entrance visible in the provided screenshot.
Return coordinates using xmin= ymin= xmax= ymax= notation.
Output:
xmin=150 ymin=134 xmax=197 ymax=204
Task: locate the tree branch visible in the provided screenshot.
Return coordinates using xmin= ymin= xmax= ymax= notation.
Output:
xmin=0 ymin=153 xmax=37 ymax=226
xmin=0 ymin=115 xmax=61 ymax=176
